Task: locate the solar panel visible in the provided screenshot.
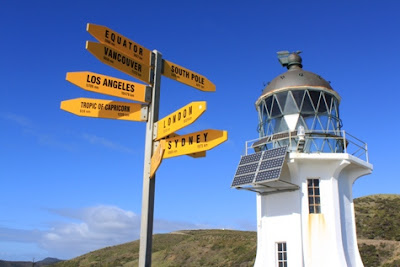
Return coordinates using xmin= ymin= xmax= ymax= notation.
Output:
xmin=231 ymin=146 xmax=287 ymax=187
xmin=231 ymin=173 xmax=255 ymax=187
xmin=255 ymin=169 xmax=281 ymax=182
xmin=262 ymin=146 xmax=287 ymax=160
xmin=239 ymin=152 xmax=262 ymax=165
xmin=259 ymin=157 xmax=285 ymax=171
xmin=235 ymin=162 xmax=258 ymax=176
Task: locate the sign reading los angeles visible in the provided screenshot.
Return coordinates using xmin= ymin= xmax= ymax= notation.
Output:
xmin=66 ymin=72 xmax=151 ymax=103
xmin=60 ymin=97 xmax=148 ymax=121
xmin=154 ymin=101 xmax=206 ymax=140
xmin=86 ymin=41 xmax=151 ymax=84
xmin=162 ymin=60 xmax=216 ymax=92
xmin=87 ymin=23 xmax=152 ymax=66
xmin=163 ymin=129 xmax=227 ymax=158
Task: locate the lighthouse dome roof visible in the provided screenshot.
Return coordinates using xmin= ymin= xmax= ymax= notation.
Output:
xmin=257 ymin=52 xmax=339 ymax=104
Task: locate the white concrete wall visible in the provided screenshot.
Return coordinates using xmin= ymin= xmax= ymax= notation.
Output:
xmin=254 ymin=153 xmax=372 ymax=267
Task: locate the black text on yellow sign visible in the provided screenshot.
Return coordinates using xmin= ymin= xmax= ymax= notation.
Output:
xmin=87 ymin=23 xmax=152 ymax=66
xmin=163 ymin=129 xmax=228 ymax=159
xmin=162 ymin=59 xmax=216 ymax=92
xmin=163 ymin=133 xmax=206 ymax=158
xmin=86 ymin=41 xmax=151 ymax=84
xmin=66 ymin=72 xmax=151 ymax=103
xmin=154 ymin=101 xmax=206 ymax=140
xmin=60 ymin=98 xmax=148 ymax=122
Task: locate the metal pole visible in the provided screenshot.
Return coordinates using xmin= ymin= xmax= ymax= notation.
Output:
xmin=139 ymin=50 xmax=162 ymax=267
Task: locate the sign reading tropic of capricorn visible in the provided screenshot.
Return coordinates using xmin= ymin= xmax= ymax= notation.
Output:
xmin=61 ymin=98 xmax=148 ymax=121
xmin=60 ymin=22 xmax=227 ymax=267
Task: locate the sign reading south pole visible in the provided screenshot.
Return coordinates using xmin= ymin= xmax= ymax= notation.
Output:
xmin=66 ymin=72 xmax=151 ymax=103
xmin=87 ymin=23 xmax=152 ymax=66
xmin=163 ymin=129 xmax=228 ymax=158
xmin=60 ymin=97 xmax=148 ymax=122
xmin=154 ymin=101 xmax=207 ymax=140
xmin=86 ymin=41 xmax=151 ymax=84
xmin=162 ymin=59 xmax=216 ymax=92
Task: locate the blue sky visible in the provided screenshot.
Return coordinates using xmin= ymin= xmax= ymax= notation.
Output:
xmin=1 ymin=0 xmax=399 ymax=261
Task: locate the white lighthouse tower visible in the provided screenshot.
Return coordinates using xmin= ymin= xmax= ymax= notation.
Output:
xmin=231 ymin=52 xmax=372 ymax=267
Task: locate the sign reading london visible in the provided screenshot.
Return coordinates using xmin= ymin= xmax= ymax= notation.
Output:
xmin=66 ymin=72 xmax=151 ymax=103
xmin=154 ymin=101 xmax=206 ymax=140
xmin=86 ymin=41 xmax=151 ymax=84
xmin=163 ymin=129 xmax=227 ymax=158
xmin=162 ymin=60 xmax=216 ymax=92
xmin=60 ymin=98 xmax=147 ymax=122
xmin=87 ymin=23 xmax=152 ymax=66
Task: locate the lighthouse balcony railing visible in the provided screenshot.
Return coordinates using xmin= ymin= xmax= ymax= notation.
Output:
xmin=246 ymin=130 xmax=369 ymax=163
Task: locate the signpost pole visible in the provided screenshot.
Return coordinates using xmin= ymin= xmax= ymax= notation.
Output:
xmin=139 ymin=50 xmax=162 ymax=267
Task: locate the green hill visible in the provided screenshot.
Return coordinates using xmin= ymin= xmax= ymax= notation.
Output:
xmin=49 ymin=194 xmax=400 ymax=267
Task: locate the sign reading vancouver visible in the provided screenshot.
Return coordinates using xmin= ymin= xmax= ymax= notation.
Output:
xmin=86 ymin=41 xmax=151 ymax=84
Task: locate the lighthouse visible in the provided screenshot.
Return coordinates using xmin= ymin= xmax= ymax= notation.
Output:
xmin=231 ymin=52 xmax=372 ymax=266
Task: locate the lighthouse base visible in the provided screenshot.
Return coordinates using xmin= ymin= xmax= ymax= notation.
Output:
xmin=253 ymin=152 xmax=372 ymax=267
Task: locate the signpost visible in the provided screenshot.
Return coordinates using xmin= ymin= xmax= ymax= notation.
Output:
xmin=60 ymin=98 xmax=147 ymax=121
xmin=163 ymin=129 xmax=228 ymax=158
xmin=86 ymin=41 xmax=151 ymax=84
xmin=162 ymin=59 xmax=216 ymax=92
xmin=87 ymin=23 xmax=152 ymax=66
xmin=61 ymin=23 xmax=227 ymax=267
xmin=66 ymin=71 xmax=151 ymax=103
xmin=154 ymin=101 xmax=206 ymax=140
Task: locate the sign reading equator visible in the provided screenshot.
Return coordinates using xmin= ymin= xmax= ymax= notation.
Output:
xmin=87 ymin=23 xmax=152 ymax=66
xmin=66 ymin=72 xmax=151 ymax=103
xmin=162 ymin=59 xmax=216 ymax=92
xmin=163 ymin=129 xmax=227 ymax=158
xmin=60 ymin=97 xmax=148 ymax=121
xmin=154 ymin=101 xmax=206 ymax=140
xmin=86 ymin=41 xmax=151 ymax=84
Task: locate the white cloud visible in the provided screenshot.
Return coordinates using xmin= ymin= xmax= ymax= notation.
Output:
xmin=81 ymin=133 xmax=134 ymax=154
xmin=0 ymin=205 xmax=212 ymax=260
xmin=0 ymin=112 xmax=33 ymax=128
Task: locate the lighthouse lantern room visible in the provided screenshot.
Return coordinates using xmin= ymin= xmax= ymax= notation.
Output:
xmin=231 ymin=51 xmax=372 ymax=267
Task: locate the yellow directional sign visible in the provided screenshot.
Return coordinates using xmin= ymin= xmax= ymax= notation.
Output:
xmin=66 ymin=72 xmax=151 ymax=103
xmin=86 ymin=41 xmax=151 ymax=84
xmin=87 ymin=23 xmax=152 ymax=66
xmin=154 ymin=101 xmax=206 ymax=140
xmin=162 ymin=60 xmax=216 ymax=92
xmin=60 ymin=98 xmax=148 ymax=121
xmin=150 ymin=140 xmax=166 ymax=179
xmin=164 ymin=133 xmax=206 ymax=158
xmin=163 ymin=129 xmax=227 ymax=159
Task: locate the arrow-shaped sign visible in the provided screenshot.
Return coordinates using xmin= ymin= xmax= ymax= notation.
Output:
xmin=66 ymin=71 xmax=151 ymax=103
xmin=87 ymin=23 xmax=152 ymax=66
xmin=60 ymin=97 xmax=147 ymax=121
xmin=163 ymin=129 xmax=227 ymax=159
xmin=150 ymin=140 xmax=166 ymax=179
xmin=154 ymin=101 xmax=206 ymax=140
xmin=86 ymin=41 xmax=151 ymax=84
xmin=164 ymin=133 xmax=206 ymax=158
xmin=162 ymin=59 xmax=216 ymax=92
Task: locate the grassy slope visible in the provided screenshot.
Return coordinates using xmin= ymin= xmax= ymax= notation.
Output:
xmin=52 ymin=194 xmax=400 ymax=267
